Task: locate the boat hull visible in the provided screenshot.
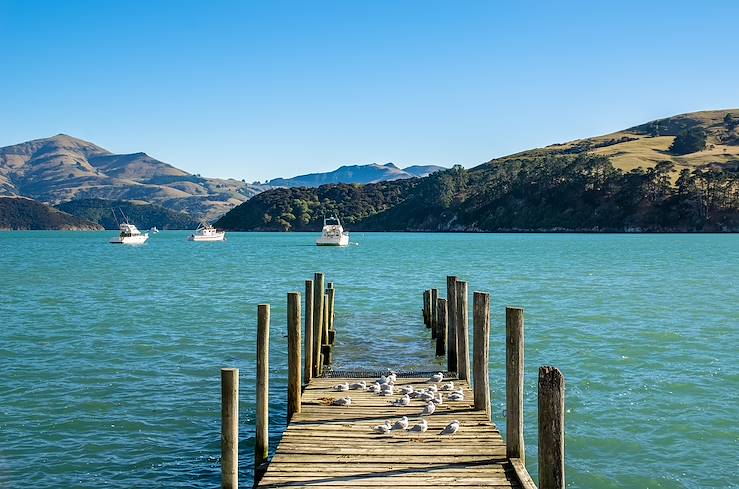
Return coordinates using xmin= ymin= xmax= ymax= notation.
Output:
xmin=316 ymin=235 xmax=350 ymax=246
xmin=188 ymin=233 xmax=226 ymax=242
xmin=110 ymin=235 xmax=149 ymax=244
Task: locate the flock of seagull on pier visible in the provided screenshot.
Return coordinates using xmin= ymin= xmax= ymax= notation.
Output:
xmin=332 ymin=370 xmax=461 ymax=436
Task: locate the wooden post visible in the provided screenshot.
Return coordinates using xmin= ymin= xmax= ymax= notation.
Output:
xmin=423 ymin=290 xmax=430 ymax=328
xmin=304 ymin=280 xmax=314 ymax=384
xmin=436 ymin=298 xmax=447 ymax=356
xmin=456 ymin=281 xmax=470 ymax=381
xmin=446 ymin=276 xmax=458 ymax=373
xmin=430 ymin=288 xmax=439 ymax=339
xmin=538 ymin=366 xmax=565 ymax=489
xmin=326 ymin=287 xmax=336 ymax=332
xmin=220 ymin=368 xmax=238 ymax=489
xmin=255 ymin=304 xmax=270 ymax=480
xmin=312 ymin=273 xmax=324 ymax=377
xmin=473 ymin=292 xmax=491 ymax=419
xmin=321 ymin=298 xmax=331 ymax=365
xmin=287 ymin=292 xmax=301 ymax=420
xmin=506 ymin=307 xmax=525 ymax=461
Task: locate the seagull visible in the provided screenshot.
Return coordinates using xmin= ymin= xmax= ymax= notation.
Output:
xmin=366 ymin=382 xmax=381 ymax=394
xmin=372 ymin=420 xmax=392 ymax=434
xmin=430 ymin=372 xmax=444 ymax=383
xmin=333 ymin=397 xmax=352 ymax=406
xmin=350 ymin=380 xmax=367 ymax=390
xmin=387 ymin=372 xmax=397 ymax=383
xmin=392 ymin=416 xmax=409 ymax=430
xmin=408 ymin=390 xmax=421 ymax=399
xmin=391 ymin=394 xmax=411 ymax=406
xmin=427 ymin=384 xmax=438 ymax=393
xmin=379 ymin=384 xmax=394 ymax=396
xmin=377 ymin=375 xmax=394 ymax=385
xmin=399 ymin=385 xmax=414 ymax=395
xmin=431 ymin=393 xmax=443 ymax=405
xmin=441 ymin=420 xmax=460 ymax=435
xmin=408 ymin=419 xmax=429 ymax=432
xmin=448 ymin=392 xmax=465 ymax=402
xmin=421 ymin=401 xmax=436 ymax=416
xmin=417 ymin=390 xmax=435 ymax=402
xmin=334 ymin=382 xmax=350 ymax=392
xmin=440 ymin=382 xmax=454 ymax=391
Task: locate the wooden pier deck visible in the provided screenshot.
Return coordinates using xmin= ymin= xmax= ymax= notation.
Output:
xmin=218 ymin=273 xmax=564 ymax=489
xmin=257 ymin=374 xmax=530 ymax=488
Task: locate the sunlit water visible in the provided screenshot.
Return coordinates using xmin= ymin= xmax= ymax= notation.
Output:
xmin=1 ymin=231 xmax=737 ymax=488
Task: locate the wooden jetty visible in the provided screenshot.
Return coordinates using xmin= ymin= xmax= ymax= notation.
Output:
xmin=220 ymin=273 xmax=565 ymax=489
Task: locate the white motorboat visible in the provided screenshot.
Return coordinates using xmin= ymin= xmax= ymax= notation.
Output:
xmin=110 ymin=223 xmax=149 ymax=244
xmin=150 ymin=226 xmax=159 ymax=233
xmin=316 ymin=216 xmax=349 ymax=246
xmin=188 ymin=222 xmax=226 ymax=242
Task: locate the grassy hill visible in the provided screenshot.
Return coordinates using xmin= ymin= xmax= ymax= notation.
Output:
xmin=57 ymin=198 xmax=200 ymax=230
xmin=0 ymin=197 xmax=103 ymax=230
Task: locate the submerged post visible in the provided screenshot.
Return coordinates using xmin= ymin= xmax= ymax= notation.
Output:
xmin=506 ymin=307 xmax=525 ymax=461
xmin=287 ymin=292 xmax=301 ymax=420
xmin=312 ymin=273 xmax=324 ymax=377
xmin=220 ymin=368 xmax=238 ymax=489
xmin=430 ymin=288 xmax=439 ymax=339
xmin=446 ymin=276 xmax=458 ymax=373
xmin=255 ymin=304 xmax=270 ymax=481
xmin=473 ymin=292 xmax=491 ymax=419
xmin=304 ymin=280 xmax=314 ymax=384
xmin=456 ymin=281 xmax=470 ymax=381
xmin=539 ymin=366 xmax=565 ymax=489
xmin=436 ymin=298 xmax=447 ymax=356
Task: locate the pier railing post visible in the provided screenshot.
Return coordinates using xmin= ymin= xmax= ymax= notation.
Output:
xmin=538 ymin=366 xmax=565 ymax=489
xmin=430 ymin=288 xmax=439 ymax=339
xmin=446 ymin=276 xmax=458 ymax=373
xmin=456 ymin=281 xmax=470 ymax=381
xmin=255 ymin=304 xmax=270 ymax=482
xmin=506 ymin=307 xmax=525 ymax=461
xmin=436 ymin=298 xmax=447 ymax=356
xmin=326 ymin=287 xmax=336 ymax=333
xmin=287 ymin=292 xmax=301 ymax=420
xmin=312 ymin=273 xmax=324 ymax=377
xmin=423 ymin=290 xmax=430 ymax=328
xmin=304 ymin=280 xmax=314 ymax=384
xmin=473 ymin=292 xmax=491 ymax=420
xmin=220 ymin=368 xmax=238 ymax=489
xmin=321 ymin=296 xmax=332 ymax=366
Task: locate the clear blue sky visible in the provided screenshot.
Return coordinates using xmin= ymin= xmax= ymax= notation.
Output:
xmin=1 ymin=1 xmax=737 ymax=181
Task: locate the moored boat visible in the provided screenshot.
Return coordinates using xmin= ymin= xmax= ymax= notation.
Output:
xmin=188 ymin=222 xmax=226 ymax=242
xmin=316 ymin=216 xmax=349 ymax=246
xmin=110 ymin=223 xmax=149 ymax=244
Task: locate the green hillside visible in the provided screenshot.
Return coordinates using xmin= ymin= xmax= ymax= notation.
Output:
xmin=57 ymin=198 xmax=200 ymax=230
xmin=0 ymin=197 xmax=103 ymax=230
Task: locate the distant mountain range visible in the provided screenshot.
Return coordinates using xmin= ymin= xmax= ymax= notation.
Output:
xmin=0 ymin=134 xmax=447 ymax=224
xmin=216 ymin=109 xmax=739 ymax=233
xmin=266 ymin=163 xmax=444 ymax=187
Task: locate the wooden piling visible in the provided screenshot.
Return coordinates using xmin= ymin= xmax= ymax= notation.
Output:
xmin=322 ymin=298 xmax=331 ymax=365
xmin=430 ymin=288 xmax=439 ymax=339
xmin=255 ymin=304 xmax=270 ymax=480
xmin=506 ymin=307 xmax=525 ymax=462
xmin=220 ymin=368 xmax=238 ymax=489
xmin=436 ymin=298 xmax=447 ymax=356
xmin=304 ymin=280 xmax=314 ymax=383
xmin=538 ymin=366 xmax=565 ymax=489
xmin=326 ymin=287 xmax=336 ymax=333
xmin=446 ymin=276 xmax=458 ymax=373
xmin=473 ymin=292 xmax=491 ymax=419
xmin=287 ymin=292 xmax=301 ymax=420
xmin=423 ymin=290 xmax=430 ymax=328
xmin=312 ymin=273 xmax=324 ymax=377
xmin=456 ymin=281 xmax=470 ymax=381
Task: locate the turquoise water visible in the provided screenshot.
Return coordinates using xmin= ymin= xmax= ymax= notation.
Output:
xmin=1 ymin=231 xmax=737 ymax=488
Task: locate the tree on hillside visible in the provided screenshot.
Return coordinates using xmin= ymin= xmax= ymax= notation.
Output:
xmin=724 ymin=113 xmax=736 ymax=131
xmin=669 ymin=127 xmax=707 ymax=155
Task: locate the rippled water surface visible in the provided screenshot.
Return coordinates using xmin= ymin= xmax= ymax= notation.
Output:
xmin=1 ymin=231 xmax=737 ymax=488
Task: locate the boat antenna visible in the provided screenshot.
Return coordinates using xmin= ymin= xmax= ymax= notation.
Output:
xmin=111 ymin=208 xmax=120 ymax=227
xmin=119 ymin=207 xmax=130 ymax=224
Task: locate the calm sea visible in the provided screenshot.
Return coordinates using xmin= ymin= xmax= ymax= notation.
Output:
xmin=1 ymin=231 xmax=737 ymax=488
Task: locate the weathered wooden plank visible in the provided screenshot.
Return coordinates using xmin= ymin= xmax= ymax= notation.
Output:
xmin=510 ymin=458 xmax=537 ymax=489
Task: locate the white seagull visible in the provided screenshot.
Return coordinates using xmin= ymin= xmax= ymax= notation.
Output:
xmin=333 ymin=397 xmax=352 ymax=406
xmin=350 ymin=380 xmax=367 ymax=390
xmin=372 ymin=420 xmax=392 ymax=434
xmin=441 ymin=420 xmax=460 ymax=435
xmin=421 ymin=401 xmax=436 ymax=416
xmin=440 ymin=381 xmax=454 ymax=391
xmin=448 ymin=392 xmax=465 ymax=401
xmin=391 ymin=394 xmax=411 ymax=406
xmin=366 ymin=382 xmax=381 ymax=394
xmin=399 ymin=385 xmax=414 ymax=395
xmin=408 ymin=419 xmax=429 ymax=432
xmin=379 ymin=384 xmax=394 ymax=396
xmin=417 ymin=390 xmax=435 ymax=402
xmin=431 ymin=393 xmax=443 ymax=405
xmin=430 ymin=372 xmax=444 ymax=383
xmin=427 ymin=384 xmax=438 ymax=393
xmin=334 ymin=382 xmax=350 ymax=392
xmin=392 ymin=416 xmax=409 ymax=430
